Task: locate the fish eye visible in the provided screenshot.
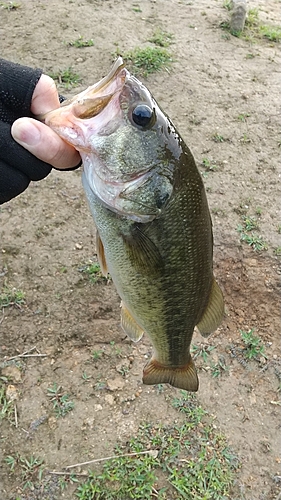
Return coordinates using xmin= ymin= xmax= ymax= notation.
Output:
xmin=131 ymin=105 xmax=155 ymax=128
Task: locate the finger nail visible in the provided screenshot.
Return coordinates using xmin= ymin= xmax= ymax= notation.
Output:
xmin=12 ymin=118 xmax=41 ymax=146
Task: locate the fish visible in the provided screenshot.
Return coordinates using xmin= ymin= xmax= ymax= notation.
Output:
xmin=41 ymin=57 xmax=224 ymax=392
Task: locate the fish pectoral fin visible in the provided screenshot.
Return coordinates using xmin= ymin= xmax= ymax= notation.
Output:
xmin=143 ymin=357 xmax=199 ymax=392
xmin=96 ymin=229 xmax=108 ymax=276
xmin=120 ymin=302 xmax=144 ymax=342
xmin=196 ymin=278 xmax=224 ymax=337
xmin=121 ymin=225 xmax=163 ymax=274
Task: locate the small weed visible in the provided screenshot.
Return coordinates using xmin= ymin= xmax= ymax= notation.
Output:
xmin=49 ymin=67 xmax=81 ymax=89
xmin=211 ymin=356 xmax=229 ymax=378
xmin=0 ymin=378 xmax=15 ymax=424
xmin=212 ymin=133 xmax=225 ymax=142
xmin=78 ymin=260 xmax=109 ymax=284
xmin=68 ymin=36 xmax=94 ymax=48
xmin=191 ymin=343 xmax=216 ymax=363
xmin=92 ymin=349 xmax=104 ymax=360
xmin=241 ymin=215 xmax=259 ymax=231
xmin=212 ymin=207 xmax=226 ymax=217
xmin=237 ymin=215 xmax=267 ymax=251
xmin=277 ymin=225 xmax=281 ymax=234
xmin=148 ymin=28 xmax=173 ymax=47
xmin=240 ymin=329 xmax=266 ymax=360
xmin=110 ymin=340 xmax=122 ymax=357
xmin=255 ymin=207 xmax=262 ymax=216
xmin=246 ymin=8 xmax=259 ymax=28
xmin=82 ymin=371 xmax=91 ymax=383
xmin=172 ymin=391 xmax=207 ymax=424
xmin=240 ymin=133 xmax=251 ymax=143
xmin=201 ymin=157 xmax=218 ymax=172
xmin=122 ymin=46 xmax=172 ymax=77
xmin=259 ymin=25 xmax=281 ymax=42
xmin=0 ymin=286 xmax=25 ymax=308
xmin=117 ymin=364 xmax=129 ymax=377
xmin=239 ymin=232 xmax=268 ymax=251
xmin=5 ymin=454 xmax=44 ymax=490
xmin=47 ymin=383 xmax=74 ymax=418
xmin=237 ymin=113 xmax=250 ymax=122
xmin=0 ymin=1 xmax=21 ymax=9
xmin=222 ymin=0 xmax=232 ymax=10
xmin=274 ymin=246 xmax=281 ymax=256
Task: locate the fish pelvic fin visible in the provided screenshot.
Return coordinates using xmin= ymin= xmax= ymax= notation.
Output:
xmin=96 ymin=229 xmax=108 ymax=276
xmin=196 ymin=278 xmax=224 ymax=338
xmin=120 ymin=302 xmax=144 ymax=342
xmin=143 ymin=356 xmax=198 ymax=392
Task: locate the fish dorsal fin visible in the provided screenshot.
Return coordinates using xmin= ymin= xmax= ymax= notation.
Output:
xmin=196 ymin=278 xmax=224 ymax=337
xmin=96 ymin=229 xmax=108 ymax=277
xmin=120 ymin=302 xmax=144 ymax=342
xmin=143 ymin=356 xmax=199 ymax=392
xmin=121 ymin=225 xmax=163 ymax=275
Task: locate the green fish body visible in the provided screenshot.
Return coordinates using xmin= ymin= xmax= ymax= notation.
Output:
xmin=43 ymin=58 xmax=224 ymax=391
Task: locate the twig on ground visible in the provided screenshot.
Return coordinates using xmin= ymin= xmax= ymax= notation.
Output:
xmin=14 ymin=404 xmax=18 ymax=428
xmin=49 ymin=449 xmax=158 ymax=473
xmin=0 ymin=308 xmax=4 ymax=325
xmin=6 ymin=346 xmax=48 ymax=361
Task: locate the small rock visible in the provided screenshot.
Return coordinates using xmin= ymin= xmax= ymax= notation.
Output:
xmin=104 ymin=394 xmax=114 ymax=406
xmin=107 ymin=377 xmax=125 ymax=391
xmin=1 ymin=366 xmax=22 ymax=383
xmin=48 ymin=416 xmax=57 ymax=430
xmin=94 ymin=404 xmax=103 ymax=411
xmin=84 ymin=417 xmax=95 ymax=428
xmin=245 ymin=258 xmax=258 ymax=267
xmin=6 ymin=384 xmax=19 ymax=401
xmin=75 ymin=243 xmax=83 ymax=250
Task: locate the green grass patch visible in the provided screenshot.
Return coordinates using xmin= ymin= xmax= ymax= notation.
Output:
xmin=75 ymin=393 xmax=238 ymax=499
xmin=237 ymin=215 xmax=267 ymax=251
xmin=49 ymin=67 xmax=82 ymax=89
xmin=221 ymin=7 xmax=281 ymax=42
xmin=148 ymin=28 xmax=173 ymax=47
xmin=0 ymin=1 xmax=21 ymax=9
xmin=0 ymin=286 xmax=25 ymax=308
xmin=240 ymin=329 xmax=266 ymax=360
xmin=122 ymin=46 xmax=172 ymax=77
xmin=78 ymin=260 xmax=109 ymax=284
xmin=47 ymin=383 xmax=74 ymax=418
xmin=68 ymin=36 xmax=94 ymax=48
xmin=0 ymin=377 xmax=15 ymax=424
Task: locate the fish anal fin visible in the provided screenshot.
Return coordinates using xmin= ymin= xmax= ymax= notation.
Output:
xmin=121 ymin=302 xmax=144 ymax=342
xmin=143 ymin=356 xmax=198 ymax=392
xmin=96 ymin=229 xmax=108 ymax=277
xmin=197 ymin=278 xmax=224 ymax=338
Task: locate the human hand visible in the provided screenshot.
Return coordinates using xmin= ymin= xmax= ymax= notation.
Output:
xmin=0 ymin=59 xmax=81 ymax=204
xmin=12 ymin=75 xmax=81 ymax=170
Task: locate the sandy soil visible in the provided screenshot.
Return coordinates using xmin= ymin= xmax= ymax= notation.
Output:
xmin=0 ymin=0 xmax=280 ymax=499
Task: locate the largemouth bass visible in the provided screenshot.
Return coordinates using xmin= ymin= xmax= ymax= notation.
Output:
xmin=42 ymin=57 xmax=224 ymax=391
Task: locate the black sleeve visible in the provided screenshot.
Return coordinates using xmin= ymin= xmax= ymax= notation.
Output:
xmin=0 ymin=58 xmax=53 ymax=204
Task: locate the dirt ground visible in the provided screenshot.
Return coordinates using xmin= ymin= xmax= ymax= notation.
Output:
xmin=0 ymin=0 xmax=280 ymax=499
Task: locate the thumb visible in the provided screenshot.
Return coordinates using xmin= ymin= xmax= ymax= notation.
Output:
xmin=11 ymin=118 xmax=81 ymax=169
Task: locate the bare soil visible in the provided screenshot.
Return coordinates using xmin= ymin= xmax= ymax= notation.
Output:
xmin=0 ymin=0 xmax=280 ymax=499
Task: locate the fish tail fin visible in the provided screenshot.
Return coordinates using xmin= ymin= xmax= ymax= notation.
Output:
xmin=143 ymin=357 xmax=198 ymax=392
xmin=196 ymin=278 xmax=224 ymax=338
